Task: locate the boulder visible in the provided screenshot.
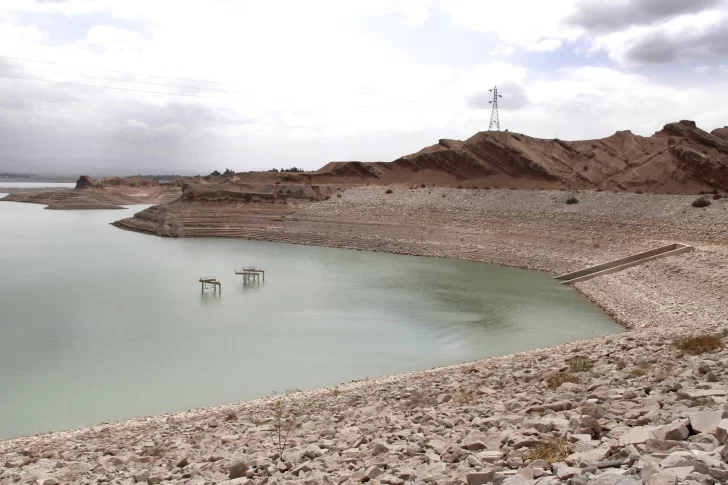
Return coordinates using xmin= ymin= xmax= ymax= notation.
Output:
xmin=229 ymin=461 xmax=249 ymax=479
xmin=587 ymin=474 xmax=640 ymax=484
xmin=688 ymin=410 xmax=723 ymax=434
xmin=365 ymin=465 xmax=384 ymax=480
xmin=657 ymin=422 xmax=689 ymax=441
xmin=646 ymin=472 xmax=677 ymax=485
xmin=641 ymin=461 xmax=661 ymax=483
xmin=467 ymin=470 xmax=496 ymax=485
xmin=501 ymin=475 xmax=531 ymax=485
xmin=618 ymin=426 xmax=659 ymax=445
xmin=715 ymin=419 xmax=728 ymax=444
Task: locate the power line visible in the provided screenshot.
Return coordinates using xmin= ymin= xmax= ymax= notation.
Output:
xmin=0 ymin=72 xmax=460 ymax=108
xmin=0 ymin=73 xmax=259 ymax=102
xmin=0 ymin=63 xmax=254 ymax=95
xmin=0 ymin=54 xmax=242 ymax=86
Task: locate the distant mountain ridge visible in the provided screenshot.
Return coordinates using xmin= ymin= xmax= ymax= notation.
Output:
xmin=305 ymin=120 xmax=728 ymax=193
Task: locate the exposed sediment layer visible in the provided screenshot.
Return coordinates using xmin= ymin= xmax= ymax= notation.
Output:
xmin=4 ymin=188 xmax=727 ymax=484
xmin=1 ymin=186 xmax=182 ymax=209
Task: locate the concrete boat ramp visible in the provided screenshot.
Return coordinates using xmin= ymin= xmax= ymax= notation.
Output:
xmin=555 ymin=243 xmax=694 ymax=285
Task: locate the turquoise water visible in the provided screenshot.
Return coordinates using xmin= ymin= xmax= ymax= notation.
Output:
xmin=0 ymin=198 xmax=621 ymax=438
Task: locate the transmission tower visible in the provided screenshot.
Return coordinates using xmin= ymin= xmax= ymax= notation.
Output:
xmin=488 ymin=85 xmax=502 ymax=131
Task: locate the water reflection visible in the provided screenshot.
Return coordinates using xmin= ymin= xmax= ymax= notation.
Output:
xmin=0 ymin=200 xmax=621 ymax=438
xmin=199 ymin=291 xmax=222 ymax=304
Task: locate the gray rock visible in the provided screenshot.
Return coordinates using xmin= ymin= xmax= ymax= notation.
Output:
xmin=365 ymin=465 xmax=384 ymax=480
xmin=618 ymin=426 xmax=659 ymax=445
xmin=659 ymin=423 xmax=689 ymax=441
xmin=715 ymin=419 xmax=728 ymax=444
xmin=372 ymin=442 xmax=389 ymax=456
xmin=720 ymin=444 xmax=728 ymax=462
xmin=229 ymin=461 xmax=249 ymax=479
xmin=501 ymin=475 xmax=531 ymax=485
xmin=689 ymin=410 xmax=723 ymax=434
xmin=660 ymin=466 xmax=693 ymax=480
xmin=641 ymin=462 xmax=661 ymax=483
xmin=704 ymin=371 xmax=718 ymax=382
xmin=553 ymin=463 xmax=580 ymax=480
xmin=477 ymin=450 xmax=505 ymax=463
xmin=467 ymin=470 xmax=496 ymax=485
xmin=708 ymin=467 xmax=728 ymax=481
xmin=586 ymin=474 xmax=640 ymax=485
xmin=646 ymin=471 xmax=677 ymax=485
xmin=379 ymin=474 xmax=405 ymax=485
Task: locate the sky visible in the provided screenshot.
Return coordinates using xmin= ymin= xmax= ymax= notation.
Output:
xmin=1 ymin=0 xmax=727 ymax=176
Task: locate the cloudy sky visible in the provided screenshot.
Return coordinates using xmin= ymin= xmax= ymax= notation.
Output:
xmin=1 ymin=0 xmax=727 ymax=175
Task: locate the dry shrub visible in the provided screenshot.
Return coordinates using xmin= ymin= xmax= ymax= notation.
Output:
xmin=631 ymin=361 xmax=652 ymax=377
xmin=546 ymin=373 xmax=580 ymax=389
xmin=266 ymin=395 xmax=301 ymax=458
xmin=224 ymin=411 xmax=237 ymax=422
xmin=455 ymin=389 xmax=475 ymax=405
xmin=674 ymin=334 xmax=724 ymax=355
xmin=569 ymin=356 xmax=594 ymax=372
xmin=653 ymin=363 xmax=675 ymax=382
xmin=524 ymin=438 xmax=571 ymax=463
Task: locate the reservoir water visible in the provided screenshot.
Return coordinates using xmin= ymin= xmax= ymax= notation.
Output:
xmin=0 ymin=182 xmax=75 ymax=189
xmin=0 ymin=198 xmax=621 ymax=439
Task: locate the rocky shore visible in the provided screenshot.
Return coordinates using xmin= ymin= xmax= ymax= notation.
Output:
xmin=3 ymin=187 xmax=728 ymax=485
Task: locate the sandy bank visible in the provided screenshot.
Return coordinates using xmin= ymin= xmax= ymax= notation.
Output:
xmin=1 ymin=186 xmax=182 ymax=210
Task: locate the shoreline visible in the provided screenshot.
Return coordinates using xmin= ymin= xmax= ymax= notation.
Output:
xmin=2 ymin=187 xmax=727 ymax=484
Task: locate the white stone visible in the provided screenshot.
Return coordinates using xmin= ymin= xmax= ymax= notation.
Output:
xmin=618 ymin=426 xmax=660 ymax=445
xmin=646 ymin=472 xmax=677 ymax=485
xmin=689 ymin=410 xmax=723 ymax=434
xmin=715 ymin=418 xmax=728 ymax=444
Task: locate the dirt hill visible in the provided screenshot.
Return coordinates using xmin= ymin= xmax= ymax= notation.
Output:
xmin=304 ymin=120 xmax=728 ymax=193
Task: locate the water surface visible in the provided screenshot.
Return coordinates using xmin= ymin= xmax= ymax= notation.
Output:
xmin=0 ymin=182 xmax=75 ymax=189
xmin=0 ymin=198 xmax=620 ymax=438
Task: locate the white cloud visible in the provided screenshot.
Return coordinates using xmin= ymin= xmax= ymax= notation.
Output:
xmin=86 ymin=26 xmax=147 ymax=51
xmin=0 ymin=0 xmax=727 ymax=175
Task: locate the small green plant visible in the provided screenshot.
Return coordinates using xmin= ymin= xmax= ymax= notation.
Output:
xmin=674 ymin=333 xmax=724 ymax=355
xmin=546 ymin=373 xmax=580 ymax=389
xmin=566 ymin=197 xmax=579 ymax=205
xmin=385 ymin=189 xmax=393 ymax=194
xmin=692 ymin=197 xmax=711 ymax=208
xmin=569 ymin=356 xmax=594 ymax=372
xmin=524 ymin=438 xmax=571 ymax=463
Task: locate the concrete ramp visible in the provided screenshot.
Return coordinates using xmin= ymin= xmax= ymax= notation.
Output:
xmin=555 ymin=243 xmax=694 ymax=285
